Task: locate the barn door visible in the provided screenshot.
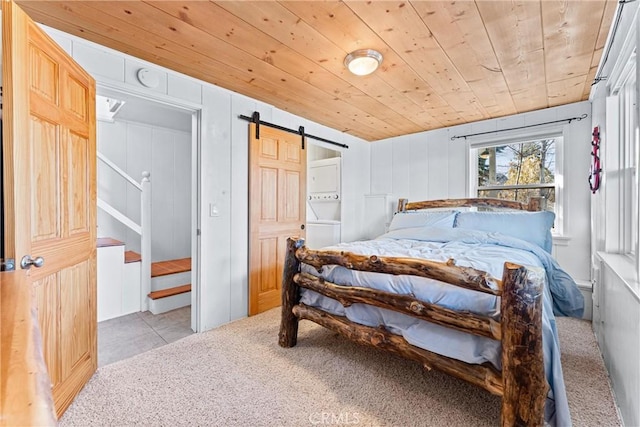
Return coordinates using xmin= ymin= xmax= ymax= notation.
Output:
xmin=248 ymin=123 xmax=306 ymax=315
xmin=2 ymin=0 xmax=97 ymax=417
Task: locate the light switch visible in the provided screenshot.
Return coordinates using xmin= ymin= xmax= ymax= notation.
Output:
xmin=209 ymin=203 xmax=220 ymax=217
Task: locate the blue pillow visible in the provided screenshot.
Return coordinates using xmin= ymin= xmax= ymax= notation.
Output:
xmin=388 ymin=210 xmax=458 ymax=231
xmin=454 ymin=210 xmax=555 ymax=253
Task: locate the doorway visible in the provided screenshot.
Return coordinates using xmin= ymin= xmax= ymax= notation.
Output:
xmin=94 ymin=86 xmax=201 ymax=365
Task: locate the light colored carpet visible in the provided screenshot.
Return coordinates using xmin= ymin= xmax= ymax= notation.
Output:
xmin=61 ymin=309 xmax=620 ymax=426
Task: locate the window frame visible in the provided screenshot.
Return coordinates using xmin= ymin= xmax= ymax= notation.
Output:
xmin=468 ymin=129 xmax=566 ymax=237
xmin=606 ymin=27 xmax=639 ymax=265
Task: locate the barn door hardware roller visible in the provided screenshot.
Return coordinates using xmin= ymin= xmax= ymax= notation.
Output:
xmin=299 ymin=126 xmax=305 ymax=150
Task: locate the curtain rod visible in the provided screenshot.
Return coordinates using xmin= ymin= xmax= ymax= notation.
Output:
xmin=593 ymin=0 xmax=636 ymax=86
xmin=449 ymin=113 xmax=588 ymax=141
xmin=238 ymin=112 xmax=349 ymax=149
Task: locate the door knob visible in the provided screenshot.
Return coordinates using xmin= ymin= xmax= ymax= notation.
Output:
xmin=20 ymin=255 xmax=45 ymax=270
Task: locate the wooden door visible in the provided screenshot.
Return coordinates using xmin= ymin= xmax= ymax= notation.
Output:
xmin=2 ymin=0 xmax=97 ymax=418
xmin=249 ymin=124 xmax=306 ymax=315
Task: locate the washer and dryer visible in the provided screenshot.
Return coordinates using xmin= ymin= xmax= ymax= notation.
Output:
xmin=306 ymin=157 xmax=341 ymax=249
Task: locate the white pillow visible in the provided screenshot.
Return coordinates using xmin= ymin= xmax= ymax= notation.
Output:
xmin=388 ymin=210 xmax=458 ymax=231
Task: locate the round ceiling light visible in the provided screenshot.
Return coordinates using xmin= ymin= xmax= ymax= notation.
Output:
xmin=344 ymin=49 xmax=383 ymax=76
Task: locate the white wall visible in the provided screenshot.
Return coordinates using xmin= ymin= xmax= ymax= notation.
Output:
xmin=589 ymin=2 xmax=640 ymax=425
xmin=43 ymin=26 xmax=371 ymax=330
xmin=593 ymin=255 xmax=640 ymax=427
xmin=97 ymin=119 xmax=191 ymax=262
xmin=370 ymin=102 xmax=593 ymax=284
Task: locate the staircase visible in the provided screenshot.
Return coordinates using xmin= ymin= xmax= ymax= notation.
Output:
xmin=97 ymin=236 xmax=191 ymax=319
xmin=97 ymin=238 xmax=141 ymax=322
xmin=96 ymin=150 xmax=192 ymax=318
xmin=148 ymin=258 xmax=192 ymax=315
xmin=97 ymin=151 xmax=151 ymax=313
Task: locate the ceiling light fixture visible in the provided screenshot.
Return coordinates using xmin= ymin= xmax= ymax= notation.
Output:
xmin=344 ymin=49 xmax=383 ymax=76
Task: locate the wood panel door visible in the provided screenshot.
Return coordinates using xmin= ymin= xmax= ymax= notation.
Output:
xmin=249 ymin=124 xmax=306 ymax=315
xmin=2 ymin=0 xmax=97 ymax=418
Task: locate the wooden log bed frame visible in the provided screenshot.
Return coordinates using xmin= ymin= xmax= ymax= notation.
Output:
xmin=278 ymin=198 xmax=549 ymax=427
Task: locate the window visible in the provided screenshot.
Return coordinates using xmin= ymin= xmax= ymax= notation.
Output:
xmin=619 ymin=70 xmax=638 ymax=257
xmin=608 ymin=45 xmax=639 ymax=258
xmin=474 ymin=136 xmax=560 ymax=221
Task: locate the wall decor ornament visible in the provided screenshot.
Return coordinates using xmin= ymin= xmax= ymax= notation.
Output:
xmin=589 ymin=126 xmax=601 ymax=194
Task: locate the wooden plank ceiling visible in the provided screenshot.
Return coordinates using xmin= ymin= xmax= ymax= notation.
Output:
xmin=18 ymin=1 xmax=616 ymax=141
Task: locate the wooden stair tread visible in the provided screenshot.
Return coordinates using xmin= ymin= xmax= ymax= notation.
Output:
xmin=124 ymin=251 xmax=142 ymax=263
xmin=148 ymin=284 xmax=191 ymax=300
xmin=151 ymin=258 xmax=191 ymax=277
xmin=97 ymin=237 xmax=124 ymax=248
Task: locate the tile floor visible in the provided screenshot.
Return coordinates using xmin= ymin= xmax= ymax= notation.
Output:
xmin=98 ymin=306 xmax=193 ymax=367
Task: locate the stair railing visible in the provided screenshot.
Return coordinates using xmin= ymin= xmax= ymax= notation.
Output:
xmin=140 ymin=172 xmax=151 ymax=311
xmin=97 ymin=151 xmax=152 ymax=311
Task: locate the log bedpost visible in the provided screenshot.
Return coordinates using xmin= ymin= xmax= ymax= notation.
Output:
xmin=278 ymin=237 xmax=305 ymax=347
xmin=500 ymin=263 xmax=547 ymax=427
xmin=526 ymin=196 xmax=546 ymax=212
xmin=397 ymin=198 xmax=408 ymax=213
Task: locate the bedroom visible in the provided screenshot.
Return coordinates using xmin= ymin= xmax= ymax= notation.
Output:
xmin=0 ymin=1 xmax=637 ymax=426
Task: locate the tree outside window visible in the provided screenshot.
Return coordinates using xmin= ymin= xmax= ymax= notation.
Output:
xmin=477 ymin=138 xmax=558 ymax=214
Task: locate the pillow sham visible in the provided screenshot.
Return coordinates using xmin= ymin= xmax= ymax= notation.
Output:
xmin=388 ymin=210 xmax=458 ymax=231
xmin=454 ymin=210 xmax=555 ymax=253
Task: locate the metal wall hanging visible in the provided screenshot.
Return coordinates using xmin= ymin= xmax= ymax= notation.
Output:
xmin=589 ymin=126 xmax=601 ymax=194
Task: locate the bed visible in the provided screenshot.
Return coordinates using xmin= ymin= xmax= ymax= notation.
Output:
xmin=278 ymin=197 xmax=584 ymax=427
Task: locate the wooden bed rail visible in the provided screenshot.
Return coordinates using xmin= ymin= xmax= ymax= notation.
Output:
xmin=294 ymin=272 xmax=501 ymax=340
xmin=295 ymin=245 xmax=502 ymax=295
xmin=397 ymin=197 xmax=545 ymax=213
xmin=293 ymin=303 xmax=504 ymax=396
xmin=278 ymin=237 xmax=547 ymax=426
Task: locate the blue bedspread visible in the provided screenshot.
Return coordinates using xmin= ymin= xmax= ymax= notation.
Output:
xmin=300 ymin=226 xmax=584 ymax=426
xmin=382 ymin=226 xmax=584 ymax=317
